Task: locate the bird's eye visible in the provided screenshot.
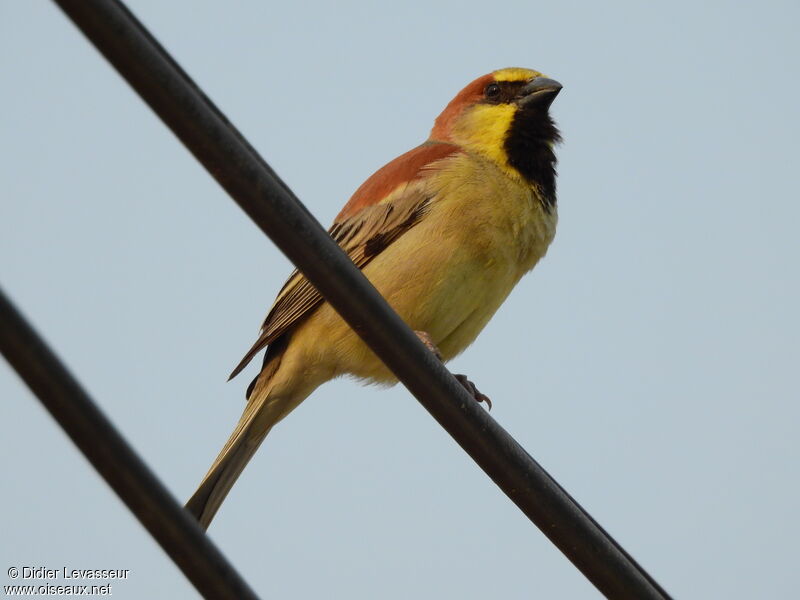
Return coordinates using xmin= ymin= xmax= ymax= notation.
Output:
xmin=485 ymin=83 xmax=501 ymax=100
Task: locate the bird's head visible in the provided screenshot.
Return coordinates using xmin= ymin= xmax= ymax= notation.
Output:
xmin=429 ymin=67 xmax=562 ymax=192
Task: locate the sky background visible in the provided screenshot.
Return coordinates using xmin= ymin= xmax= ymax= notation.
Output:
xmin=1 ymin=1 xmax=798 ymax=598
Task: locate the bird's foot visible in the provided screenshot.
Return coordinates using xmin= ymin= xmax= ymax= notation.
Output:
xmin=415 ymin=330 xmax=492 ymax=410
xmin=454 ymin=374 xmax=492 ymax=411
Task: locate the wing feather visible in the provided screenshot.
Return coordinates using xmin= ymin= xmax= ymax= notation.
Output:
xmin=228 ymin=183 xmax=435 ymax=379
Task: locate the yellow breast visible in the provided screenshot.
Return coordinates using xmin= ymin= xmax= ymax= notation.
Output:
xmin=288 ymin=152 xmax=557 ymax=383
xmin=406 ymin=152 xmax=557 ymax=359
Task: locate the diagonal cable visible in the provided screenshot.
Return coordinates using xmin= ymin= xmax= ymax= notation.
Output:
xmin=0 ymin=288 xmax=260 ymax=600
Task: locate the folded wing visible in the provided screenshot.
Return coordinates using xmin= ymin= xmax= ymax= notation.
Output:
xmin=228 ymin=142 xmax=461 ymax=380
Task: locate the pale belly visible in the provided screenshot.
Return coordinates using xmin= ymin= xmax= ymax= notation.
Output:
xmin=287 ymin=155 xmax=557 ymax=384
xmin=365 ymin=164 xmax=557 ymax=360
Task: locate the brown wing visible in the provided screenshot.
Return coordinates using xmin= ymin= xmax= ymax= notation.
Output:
xmin=228 ymin=183 xmax=434 ymax=380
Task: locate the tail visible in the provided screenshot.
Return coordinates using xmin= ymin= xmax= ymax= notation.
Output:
xmin=186 ymin=350 xmax=290 ymax=529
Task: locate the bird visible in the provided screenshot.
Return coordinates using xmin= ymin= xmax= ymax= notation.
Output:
xmin=186 ymin=67 xmax=562 ymax=529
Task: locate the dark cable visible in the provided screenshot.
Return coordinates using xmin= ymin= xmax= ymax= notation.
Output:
xmin=0 ymin=288 xmax=260 ymax=600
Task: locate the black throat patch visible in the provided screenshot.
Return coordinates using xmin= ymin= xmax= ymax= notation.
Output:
xmin=504 ymin=108 xmax=561 ymax=211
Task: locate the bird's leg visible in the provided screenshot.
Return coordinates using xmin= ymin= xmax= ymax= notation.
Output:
xmin=414 ymin=330 xmax=443 ymax=360
xmin=414 ymin=331 xmax=492 ymax=411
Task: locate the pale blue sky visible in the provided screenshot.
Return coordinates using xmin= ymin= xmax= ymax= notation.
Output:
xmin=2 ymin=1 xmax=798 ymax=598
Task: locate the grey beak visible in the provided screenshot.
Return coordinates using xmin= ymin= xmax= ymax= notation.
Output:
xmin=518 ymin=77 xmax=563 ymax=109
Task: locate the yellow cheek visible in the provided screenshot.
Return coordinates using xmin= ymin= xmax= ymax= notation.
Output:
xmin=451 ymin=104 xmax=518 ymax=179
